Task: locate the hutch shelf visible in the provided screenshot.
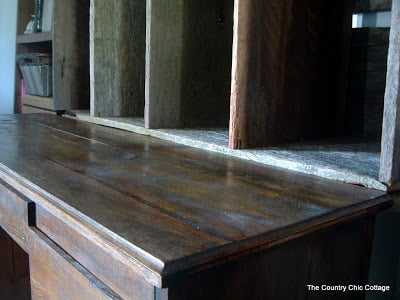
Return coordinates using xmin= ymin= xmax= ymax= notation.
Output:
xmin=15 ymin=0 xmax=89 ymax=114
xmin=70 ymin=0 xmax=398 ymax=191
xmin=15 ymin=0 xmax=399 ymax=191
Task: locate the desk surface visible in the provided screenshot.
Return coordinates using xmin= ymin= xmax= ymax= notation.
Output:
xmin=0 ymin=114 xmax=391 ymax=286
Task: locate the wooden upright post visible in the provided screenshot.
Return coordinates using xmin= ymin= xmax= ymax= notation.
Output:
xmin=53 ymin=0 xmax=90 ymax=110
xmin=379 ymin=0 xmax=400 ymax=187
xmin=90 ymin=0 xmax=145 ymax=117
xmin=145 ymin=0 xmax=184 ymax=128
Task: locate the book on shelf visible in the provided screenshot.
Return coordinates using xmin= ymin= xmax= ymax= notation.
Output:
xmin=41 ymin=0 xmax=53 ymax=32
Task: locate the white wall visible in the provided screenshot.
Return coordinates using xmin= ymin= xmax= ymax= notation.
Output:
xmin=353 ymin=11 xmax=392 ymax=28
xmin=0 ymin=1 xmax=18 ymax=114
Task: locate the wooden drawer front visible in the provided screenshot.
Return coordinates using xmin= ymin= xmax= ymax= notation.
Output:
xmin=29 ymin=228 xmax=121 ymax=300
xmin=35 ymin=205 xmax=155 ymax=299
xmin=0 ymin=180 xmax=32 ymax=251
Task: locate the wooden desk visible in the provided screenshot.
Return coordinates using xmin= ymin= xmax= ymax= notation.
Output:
xmin=0 ymin=114 xmax=392 ymax=299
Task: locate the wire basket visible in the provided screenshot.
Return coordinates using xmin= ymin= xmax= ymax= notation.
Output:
xmin=16 ymin=53 xmax=52 ymax=97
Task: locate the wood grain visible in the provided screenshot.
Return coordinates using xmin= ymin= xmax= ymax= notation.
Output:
xmin=0 ymin=227 xmax=31 ymax=300
xmin=380 ymin=0 xmax=400 ymax=185
xmin=53 ymin=0 xmax=90 ymax=110
xmin=90 ymin=0 xmax=145 ymax=117
xmin=0 ymin=114 xmax=391 ymax=291
xmin=16 ymin=32 xmax=52 ymax=44
xmin=22 ymin=105 xmax=56 ymax=114
xmin=146 ymin=0 xmax=233 ymax=128
xmin=29 ymin=228 xmax=121 ymax=299
xmin=229 ymin=0 xmax=353 ymax=148
xmin=23 ymin=94 xmax=55 ymax=111
xmin=164 ymin=217 xmax=375 ymax=300
xmin=0 ymin=180 xmax=32 ymax=252
xmin=34 ymin=204 xmax=157 ymax=299
xmin=145 ymin=0 xmax=184 ymax=128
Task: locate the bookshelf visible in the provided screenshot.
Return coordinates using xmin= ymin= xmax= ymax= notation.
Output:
xmin=15 ymin=0 xmax=90 ymax=114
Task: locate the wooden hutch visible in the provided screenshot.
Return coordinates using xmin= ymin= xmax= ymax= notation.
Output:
xmin=1 ymin=0 xmax=399 ymax=299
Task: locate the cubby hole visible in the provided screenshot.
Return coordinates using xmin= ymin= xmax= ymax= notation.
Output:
xmin=145 ymin=0 xmax=234 ymax=129
xmin=346 ymin=11 xmax=391 ymax=141
xmin=79 ymin=0 xmax=397 ymax=190
xmin=178 ymin=0 xmax=234 ymax=128
xmin=225 ymin=0 xmax=392 ymax=190
xmin=86 ymin=0 xmax=234 ymax=141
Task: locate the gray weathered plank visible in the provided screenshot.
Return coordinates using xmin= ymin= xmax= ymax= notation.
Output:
xmin=90 ymin=0 xmax=145 ymax=117
xmin=379 ymin=0 xmax=400 ymax=185
xmin=145 ymin=0 xmax=184 ymax=128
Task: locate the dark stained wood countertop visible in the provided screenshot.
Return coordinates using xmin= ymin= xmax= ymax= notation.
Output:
xmin=0 ymin=114 xmax=392 ymax=287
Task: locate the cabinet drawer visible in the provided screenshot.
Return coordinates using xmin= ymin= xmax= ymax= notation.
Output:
xmin=0 ymin=180 xmax=32 ymax=251
xmin=34 ymin=204 xmax=156 ymax=299
xmin=29 ymin=228 xmax=121 ymax=300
